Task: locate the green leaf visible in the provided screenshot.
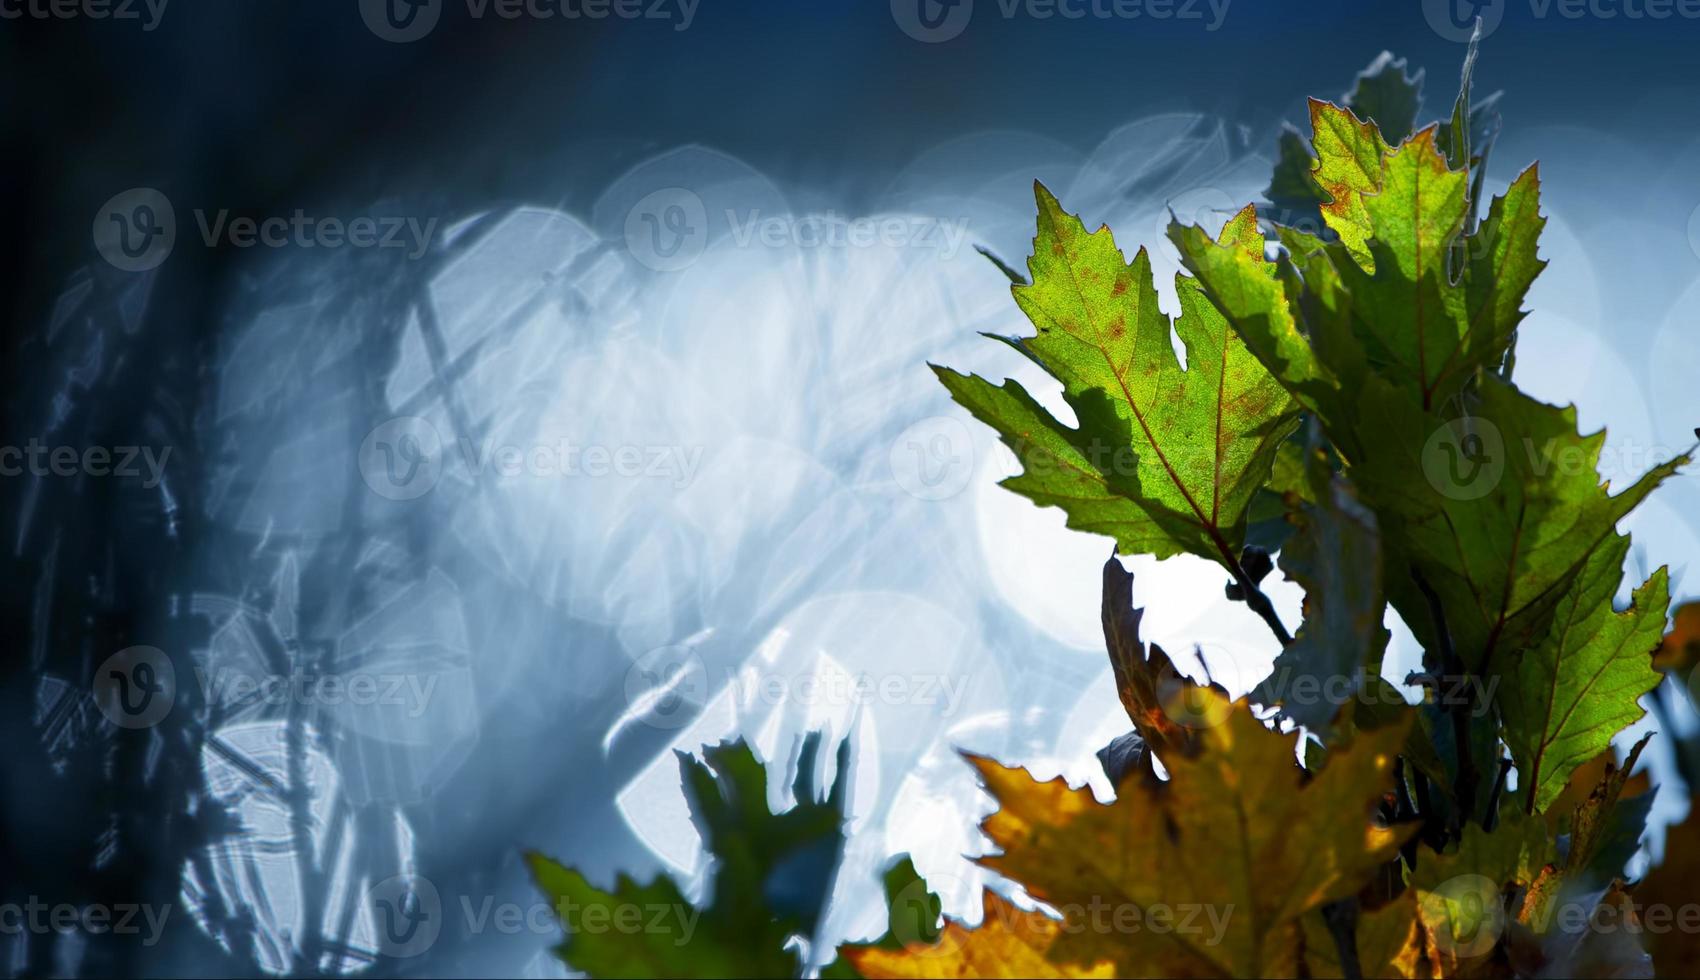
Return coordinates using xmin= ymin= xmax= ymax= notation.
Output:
xmin=1264 ymin=125 xmax=1326 ymax=215
xmin=1436 ymin=22 xmax=1480 ymax=172
xmin=1239 ymin=106 xmax=1545 ymax=415
xmin=524 ymin=861 xmax=713 ymax=979
xmin=1251 ymin=473 xmax=1388 ymax=735
xmin=1498 ymin=534 xmax=1669 ymax=814
xmin=1345 ymin=51 xmax=1425 ymax=145
xmin=1308 ymin=100 xmax=1392 ymax=270
xmin=1348 ymin=376 xmax=1687 ymax=674
xmin=938 ymin=183 xmax=1299 ymax=566
xmin=1168 ymin=210 xmax=1345 ymax=441
xmin=1331 ymin=127 xmax=1471 ymax=401
xmin=1464 ymin=164 xmax=1547 ymax=365
xmin=528 ymin=736 xmax=851 ymax=979
xmin=1325 ymin=131 xmax=1545 ymax=411
xmin=824 ymin=856 xmax=942 ymax=979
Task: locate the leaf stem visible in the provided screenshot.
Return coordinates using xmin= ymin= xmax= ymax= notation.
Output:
xmin=1220 ymin=544 xmax=1294 ymax=647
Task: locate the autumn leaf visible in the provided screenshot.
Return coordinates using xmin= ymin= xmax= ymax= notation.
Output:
xmin=1513 ymin=739 xmax=1655 ymax=970
xmin=1100 ymin=556 xmax=1230 ymax=764
xmin=936 ymin=183 xmax=1298 ymax=569
xmin=1653 ymin=600 xmax=1700 ymax=673
xmin=844 ymin=890 xmax=1115 ymax=980
xmin=1561 ymin=735 xmax=1654 ymax=889
xmin=1301 ymin=894 xmax=1427 ymax=979
xmin=1309 ymin=100 xmax=1392 ymax=270
xmin=956 ymin=692 xmax=1413 ymax=978
xmin=1541 ymin=745 xmax=1652 ymax=822
xmin=1181 ymin=100 xmax=1543 ymax=427
xmin=1498 ymin=533 xmax=1668 ymax=814
xmin=1633 ymin=800 xmax=1700 ymax=977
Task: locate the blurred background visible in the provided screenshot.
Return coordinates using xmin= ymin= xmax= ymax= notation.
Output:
xmin=3 ymin=0 xmax=1699 ymax=975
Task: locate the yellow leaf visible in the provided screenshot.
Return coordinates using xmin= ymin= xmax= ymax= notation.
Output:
xmin=963 ymin=692 xmax=1414 ymax=978
xmin=844 ymin=891 xmax=1116 ymax=979
xmin=1303 ymin=894 xmax=1430 ymax=979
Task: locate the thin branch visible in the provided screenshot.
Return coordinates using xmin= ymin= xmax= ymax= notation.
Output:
xmin=1412 ymin=568 xmax=1478 ymax=834
xmin=1483 ymin=756 xmax=1512 ymax=832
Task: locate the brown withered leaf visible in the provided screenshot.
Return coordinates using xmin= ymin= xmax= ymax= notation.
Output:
xmin=1633 ymin=803 xmax=1700 ymax=979
xmin=1101 ymin=557 xmax=1231 ymax=765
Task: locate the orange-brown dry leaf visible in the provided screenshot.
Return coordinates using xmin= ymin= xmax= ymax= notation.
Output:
xmin=1634 ymin=804 xmax=1700 ymax=978
xmin=1654 ymin=600 xmax=1700 ymax=673
xmin=1543 ymin=748 xmax=1651 ymax=824
xmin=844 ymin=890 xmax=1115 ymax=979
xmin=1101 ymin=558 xmax=1228 ymax=761
xmin=961 ymin=692 xmax=1414 ymax=978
